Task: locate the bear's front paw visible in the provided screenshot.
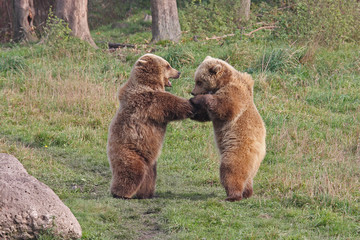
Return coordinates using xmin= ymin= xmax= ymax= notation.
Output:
xmin=190 ymin=107 xmax=211 ymax=122
xmin=189 ymin=96 xmax=211 ymax=122
xmin=190 ymin=94 xmax=212 ymax=107
xmin=190 ymin=95 xmax=204 ymax=106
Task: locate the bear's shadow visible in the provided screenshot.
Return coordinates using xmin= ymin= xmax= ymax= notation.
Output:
xmin=154 ymin=191 xmax=217 ymax=201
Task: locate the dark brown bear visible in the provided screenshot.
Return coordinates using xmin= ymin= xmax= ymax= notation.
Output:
xmin=107 ymin=54 xmax=193 ymax=199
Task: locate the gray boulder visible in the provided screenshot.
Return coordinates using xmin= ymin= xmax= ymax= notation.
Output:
xmin=0 ymin=154 xmax=82 ymax=239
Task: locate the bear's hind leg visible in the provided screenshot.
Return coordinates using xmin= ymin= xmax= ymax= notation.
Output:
xmin=220 ymin=162 xmax=246 ymax=202
xmin=224 ymin=186 xmax=244 ymax=202
xmin=110 ymin=155 xmax=146 ymax=199
xmin=135 ymin=162 xmax=157 ymax=199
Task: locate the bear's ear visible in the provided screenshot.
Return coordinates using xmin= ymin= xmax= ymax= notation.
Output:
xmin=204 ymin=56 xmax=212 ymax=61
xmin=136 ymin=59 xmax=148 ymax=66
xmin=209 ymin=64 xmax=222 ymax=75
xmin=136 ymin=55 xmax=153 ymax=67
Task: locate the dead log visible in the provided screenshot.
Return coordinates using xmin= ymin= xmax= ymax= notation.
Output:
xmin=96 ymin=41 xmax=136 ymax=49
xmin=108 ymin=42 xmax=135 ymax=49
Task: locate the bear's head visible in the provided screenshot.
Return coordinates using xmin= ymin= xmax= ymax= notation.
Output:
xmin=191 ymin=56 xmax=238 ymax=96
xmin=132 ymin=54 xmax=180 ymax=90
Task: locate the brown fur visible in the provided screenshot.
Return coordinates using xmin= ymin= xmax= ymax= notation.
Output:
xmin=190 ymin=56 xmax=266 ymax=201
xmin=107 ymin=54 xmax=193 ymax=199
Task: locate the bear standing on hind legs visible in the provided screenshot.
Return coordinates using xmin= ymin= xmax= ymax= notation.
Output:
xmin=107 ymin=54 xmax=193 ymax=199
xmin=190 ymin=56 xmax=266 ymax=202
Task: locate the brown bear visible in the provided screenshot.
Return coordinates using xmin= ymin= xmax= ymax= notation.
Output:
xmin=190 ymin=56 xmax=266 ymax=201
xmin=107 ymin=54 xmax=194 ymax=199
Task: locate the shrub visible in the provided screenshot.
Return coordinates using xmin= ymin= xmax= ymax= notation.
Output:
xmin=42 ymin=9 xmax=72 ymax=49
xmin=275 ymin=0 xmax=360 ymax=47
xmin=40 ymin=9 xmax=94 ymax=59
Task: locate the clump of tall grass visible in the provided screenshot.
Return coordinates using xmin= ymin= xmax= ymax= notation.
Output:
xmin=161 ymin=46 xmax=195 ymax=69
xmin=252 ymin=46 xmax=306 ymax=73
xmin=0 ymin=55 xmax=27 ymax=72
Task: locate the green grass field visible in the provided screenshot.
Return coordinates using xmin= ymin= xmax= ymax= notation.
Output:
xmin=1 ymin=3 xmax=360 ymax=239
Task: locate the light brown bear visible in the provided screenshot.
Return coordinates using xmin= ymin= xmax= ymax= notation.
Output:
xmin=190 ymin=56 xmax=266 ymax=201
xmin=107 ymin=54 xmax=193 ymax=199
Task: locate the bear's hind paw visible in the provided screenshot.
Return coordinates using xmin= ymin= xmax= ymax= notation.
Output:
xmin=225 ymin=195 xmax=243 ymax=202
xmin=112 ymin=193 xmax=131 ymax=199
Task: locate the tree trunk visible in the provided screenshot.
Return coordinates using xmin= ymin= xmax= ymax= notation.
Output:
xmin=13 ymin=0 xmax=37 ymax=42
xmin=239 ymin=0 xmax=251 ymax=24
xmin=151 ymin=0 xmax=181 ymax=43
xmin=0 ymin=0 xmax=13 ymax=42
xmin=55 ymin=0 xmax=96 ymax=47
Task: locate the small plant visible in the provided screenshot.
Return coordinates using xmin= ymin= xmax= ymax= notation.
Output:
xmin=42 ymin=8 xmax=72 ymax=48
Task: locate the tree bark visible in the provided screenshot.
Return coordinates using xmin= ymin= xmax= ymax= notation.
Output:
xmin=33 ymin=0 xmax=55 ymax=31
xmin=13 ymin=0 xmax=37 ymax=42
xmin=151 ymin=0 xmax=181 ymax=43
xmin=55 ymin=0 xmax=96 ymax=47
xmin=239 ymin=0 xmax=251 ymax=24
xmin=0 ymin=0 xmax=13 ymax=42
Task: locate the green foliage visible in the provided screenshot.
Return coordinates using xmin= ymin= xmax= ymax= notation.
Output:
xmin=42 ymin=9 xmax=72 ymax=49
xmin=275 ymin=0 xmax=360 ymax=46
xmin=39 ymin=9 xmax=96 ymax=61
xmin=177 ymin=0 xmax=359 ymax=47
xmin=178 ymin=0 xmax=243 ymax=35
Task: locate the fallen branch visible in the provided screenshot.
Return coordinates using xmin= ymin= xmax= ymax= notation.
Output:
xmin=96 ymin=41 xmax=135 ymax=49
xmin=108 ymin=42 xmax=135 ymax=49
xmin=244 ymin=26 xmax=276 ymax=37
xmin=204 ymin=25 xmax=276 ymax=41
xmin=205 ymin=34 xmax=235 ymax=40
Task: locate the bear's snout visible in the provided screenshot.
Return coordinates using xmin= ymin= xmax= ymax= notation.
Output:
xmin=174 ymin=71 xmax=181 ymax=79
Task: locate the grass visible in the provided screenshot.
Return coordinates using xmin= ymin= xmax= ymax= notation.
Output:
xmin=1 ymin=9 xmax=360 ymax=240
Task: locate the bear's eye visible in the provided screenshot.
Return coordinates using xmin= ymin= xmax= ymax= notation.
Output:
xmin=166 ymin=65 xmax=171 ymax=69
xmin=196 ymin=81 xmax=202 ymax=87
